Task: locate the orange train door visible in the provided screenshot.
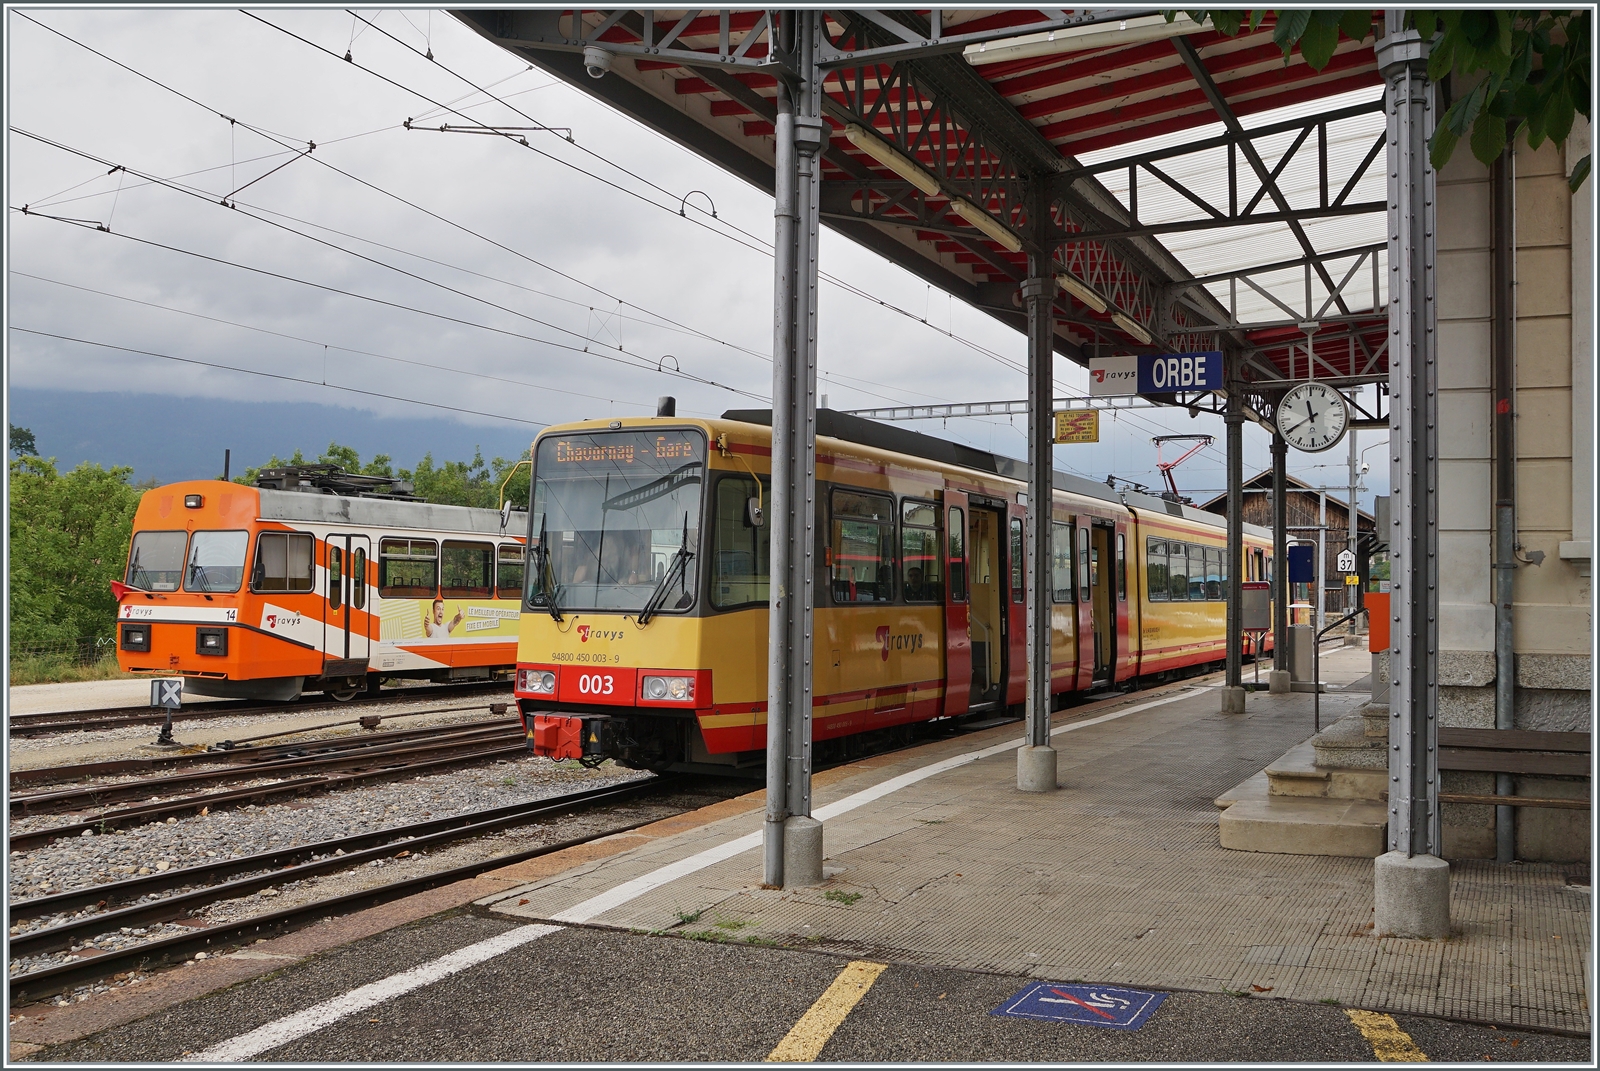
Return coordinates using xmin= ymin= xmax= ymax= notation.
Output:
xmin=323 ymin=533 xmax=371 ymax=679
xmin=941 ymin=489 xmax=971 ymax=717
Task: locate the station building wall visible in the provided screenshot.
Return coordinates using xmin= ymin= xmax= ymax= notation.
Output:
xmin=1434 ymin=120 xmax=1593 ymax=860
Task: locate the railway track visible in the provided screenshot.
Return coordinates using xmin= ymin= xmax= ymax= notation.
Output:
xmin=6 ymin=680 xmax=513 ymax=737
xmin=8 ymin=721 xmax=533 ymax=852
xmin=8 ymin=776 xmax=692 ymax=1004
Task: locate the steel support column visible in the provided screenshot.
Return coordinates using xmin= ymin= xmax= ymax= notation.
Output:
xmin=763 ymin=10 xmax=825 ymax=888
xmin=1270 ymin=433 xmax=1290 ymax=692
xmin=1224 ymin=375 xmax=1246 ymax=702
xmin=1018 ymin=183 xmax=1059 ymax=792
xmin=1380 ymin=14 xmax=1441 ymax=860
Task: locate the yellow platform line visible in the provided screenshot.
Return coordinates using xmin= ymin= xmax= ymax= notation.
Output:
xmin=1345 ymin=1009 xmax=1428 ymax=1061
xmin=766 ymin=960 xmax=888 ymax=1062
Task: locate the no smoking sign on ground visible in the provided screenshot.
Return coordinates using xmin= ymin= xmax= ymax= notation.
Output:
xmin=992 ymin=982 xmax=1168 ymax=1031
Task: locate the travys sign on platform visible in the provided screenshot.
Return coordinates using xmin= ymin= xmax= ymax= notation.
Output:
xmin=1089 ymin=352 xmax=1223 ymax=396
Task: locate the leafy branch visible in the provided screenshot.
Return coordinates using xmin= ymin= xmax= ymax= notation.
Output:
xmin=1167 ymin=11 xmax=1591 ymax=191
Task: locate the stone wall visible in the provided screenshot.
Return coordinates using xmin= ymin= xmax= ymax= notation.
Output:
xmin=1430 ymin=127 xmax=1592 ymax=862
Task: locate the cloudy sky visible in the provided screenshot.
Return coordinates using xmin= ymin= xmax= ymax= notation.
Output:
xmin=6 ymin=7 xmax=1387 ymax=507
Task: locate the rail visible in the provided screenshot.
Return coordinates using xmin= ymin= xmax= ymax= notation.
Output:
xmin=1314 ymin=606 xmax=1368 ymax=732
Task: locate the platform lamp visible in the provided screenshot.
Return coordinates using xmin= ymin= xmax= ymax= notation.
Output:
xmin=963 ymin=12 xmax=1205 ymax=65
xmin=1112 ymin=311 xmax=1153 ymax=344
xmin=1056 ymin=272 xmax=1108 ymax=313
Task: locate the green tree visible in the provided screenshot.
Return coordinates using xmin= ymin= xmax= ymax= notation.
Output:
xmin=8 ymin=456 xmax=142 ymax=651
xmin=9 ymin=423 xmax=38 ymax=457
xmin=1168 ymin=10 xmax=1591 ymax=189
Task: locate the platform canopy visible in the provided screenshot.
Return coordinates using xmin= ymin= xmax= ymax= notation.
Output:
xmin=453 ymin=8 xmax=1392 ymax=424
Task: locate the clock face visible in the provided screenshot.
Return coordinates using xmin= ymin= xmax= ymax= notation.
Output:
xmin=1275 ymin=382 xmax=1349 ymax=452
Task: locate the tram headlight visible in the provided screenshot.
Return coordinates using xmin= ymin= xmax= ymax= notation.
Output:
xmin=642 ymin=675 xmax=693 ymax=701
xmin=517 ymin=669 xmax=556 ymax=695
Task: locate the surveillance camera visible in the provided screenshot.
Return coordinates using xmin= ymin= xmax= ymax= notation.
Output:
xmin=1360 ymin=462 xmax=1370 ymax=475
xmin=583 ymin=45 xmax=613 ymax=79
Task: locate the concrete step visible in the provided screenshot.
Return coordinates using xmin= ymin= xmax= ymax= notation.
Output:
xmin=1218 ymin=796 xmax=1388 ymax=858
xmin=1264 ymin=741 xmax=1388 ymax=801
xmin=1213 ymin=770 xmax=1269 ymax=809
xmin=1311 ymin=713 xmax=1387 ymax=769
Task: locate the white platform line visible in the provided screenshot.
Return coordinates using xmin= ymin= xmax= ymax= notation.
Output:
xmin=551 ymin=686 xmax=1204 ymax=924
xmin=183 ymin=923 xmax=560 ymax=1063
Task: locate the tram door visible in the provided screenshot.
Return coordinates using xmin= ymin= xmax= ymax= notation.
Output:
xmin=965 ymin=504 xmax=1005 ymax=711
xmin=1090 ymin=521 xmax=1115 ymax=683
xmin=323 ymin=534 xmax=371 ymax=678
xmin=940 ymin=489 xmax=971 ymax=717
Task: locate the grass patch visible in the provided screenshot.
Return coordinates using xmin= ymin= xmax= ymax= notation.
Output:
xmin=674 ymin=909 xmax=704 ymax=925
xmin=711 ymin=917 xmax=748 ymax=931
xmin=1220 ymin=987 xmax=1249 ymax=998
xmin=1319 ymin=998 xmax=1343 ymax=1006
xmin=9 ymin=650 xmax=145 ymax=686
xmin=824 ymin=890 xmax=863 ymax=905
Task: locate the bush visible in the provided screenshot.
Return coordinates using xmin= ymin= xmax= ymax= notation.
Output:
xmin=8 ymin=455 xmax=142 ymax=660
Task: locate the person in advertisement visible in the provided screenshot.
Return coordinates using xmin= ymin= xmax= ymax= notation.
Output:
xmin=424 ymin=597 xmax=464 ymax=638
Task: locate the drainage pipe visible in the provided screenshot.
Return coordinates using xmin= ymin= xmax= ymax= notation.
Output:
xmin=1492 ymin=144 xmax=1517 ymax=863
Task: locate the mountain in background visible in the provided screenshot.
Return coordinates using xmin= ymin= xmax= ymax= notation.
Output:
xmin=7 ymin=389 xmax=540 ymax=485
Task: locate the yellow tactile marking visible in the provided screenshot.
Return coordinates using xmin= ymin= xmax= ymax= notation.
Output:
xmin=766 ymin=960 xmax=888 ymax=1062
xmin=1345 ymin=1009 xmax=1428 ymax=1062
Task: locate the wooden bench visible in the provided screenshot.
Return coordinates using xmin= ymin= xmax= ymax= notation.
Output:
xmin=1436 ymin=728 xmax=1591 ymax=810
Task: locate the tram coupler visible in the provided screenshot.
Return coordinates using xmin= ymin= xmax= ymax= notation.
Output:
xmin=525 ymin=712 xmax=611 ymax=761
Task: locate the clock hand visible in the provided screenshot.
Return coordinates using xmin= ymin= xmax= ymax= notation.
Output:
xmin=1283 ymin=412 xmax=1313 ymax=434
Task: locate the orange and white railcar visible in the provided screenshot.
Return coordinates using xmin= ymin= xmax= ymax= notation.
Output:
xmin=114 ymin=469 xmax=526 ymax=701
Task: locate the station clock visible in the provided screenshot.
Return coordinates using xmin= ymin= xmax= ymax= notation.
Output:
xmin=1274 ymin=381 xmax=1350 ymax=453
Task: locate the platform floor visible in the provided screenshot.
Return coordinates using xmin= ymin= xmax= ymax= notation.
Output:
xmin=483 ymin=652 xmax=1591 ymax=1035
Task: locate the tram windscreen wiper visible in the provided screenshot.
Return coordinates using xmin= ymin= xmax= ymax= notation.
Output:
xmin=637 ymin=513 xmax=694 ymax=627
xmin=533 ymin=515 xmax=563 ymax=623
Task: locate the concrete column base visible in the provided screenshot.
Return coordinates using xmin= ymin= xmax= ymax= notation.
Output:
xmin=1017 ymin=745 xmax=1058 ymax=792
xmin=1220 ymin=686 xmax=1246 ymax=713
xmin=782 ymin=816 xmax=824 ymax=888
xmin=1267 ymin=669 xmax=1291 ymax=694
xmin=1374 ymin=850 xmax=1451 ymax=938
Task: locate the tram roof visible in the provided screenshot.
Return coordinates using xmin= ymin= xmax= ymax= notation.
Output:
xmin=455 ymin=9 xmax=1391 ymax=420
xmin=726 ymin=407 xmax=1266 ymax=535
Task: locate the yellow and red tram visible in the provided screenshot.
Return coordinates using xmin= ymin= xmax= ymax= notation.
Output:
xmin=512 ymin=410 xmax=1273 ymax=773
xmin=115 ymin=467 xmax=525 ymax=701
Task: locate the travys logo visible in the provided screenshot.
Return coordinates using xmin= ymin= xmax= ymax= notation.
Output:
xmin=576 ymin=625 xmax=624 ymax=643
xmin=876 ymin=626 xmax=926 ymax=661
xmin=264 ymin=612 xmax=301 ymax=630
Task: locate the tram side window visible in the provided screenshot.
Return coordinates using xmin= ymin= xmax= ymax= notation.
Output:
xmin=712 ymin=474 xmax=771 ymax=610
xmin=351 ymin=548 xmax=366 ymax=610
xmin=948 ymin=506 xmax=966 ymax=602
xmin=1146 ymin=539 xmax=1168 ymax=601
xmin=328 ymin=545 xmax=343 ymax=610
xmin=1079 ymin=526 xmax=1091 ymax=603
xmin=497 ymin=545 xmax=526 ymax=600
xmin=1010 ymin=517 xmax=1024 ymax=602
xmin=126 ymin=531 xmax=187 ymax=592
xmin=441 ymin=541 xmax=493 ymax=598
xmin=1205 ymin=546 xmax=1223 ymax=600
xmin=1188 ymin=545 xmax=1207 ymax=600
xmin=1169 ymin=543 xmax=1191 ymax=601
xmin=831 ymin=490 xmax=894 ymax=604
xmin=901 ymin=500 xmax=942 ymax=603
xmin=1116 ymin=533 xmax=1127 ymax=601
xmin=252 ymin=532 xmax=315 ymax=593
xmin=379 ymin=538 xmax=438 ymax=598
xmin=1051 ymin=523 xmax=1074 ymax=603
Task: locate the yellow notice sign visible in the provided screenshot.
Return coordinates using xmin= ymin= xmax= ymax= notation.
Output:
xmin=1053 ymin=409 xmax=1099 ymax=444
xmin=1345 ymin=574 xmax=1360 ymax=585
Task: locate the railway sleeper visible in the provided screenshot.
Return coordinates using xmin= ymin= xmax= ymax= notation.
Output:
xmin=7 ymin=778 xmax=670 ymax=959
xmin=10 ymin=726 xmax=524 ymax=816
xmin=8 ymin=744 xmax=529 ymax=851
xmin=9 ymin=812 xmax=669 ymax=1006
